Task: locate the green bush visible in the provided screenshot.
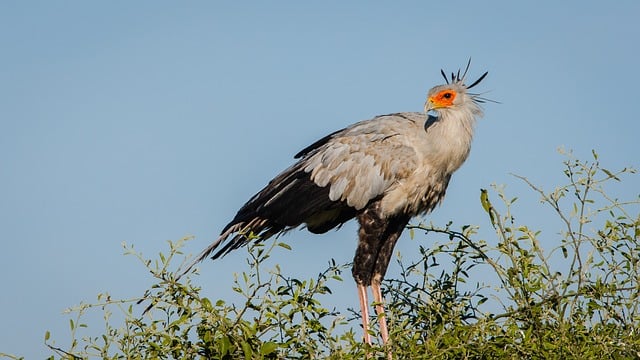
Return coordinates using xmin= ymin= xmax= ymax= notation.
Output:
xmin=3 ymin=152 xmax=638 ymax=359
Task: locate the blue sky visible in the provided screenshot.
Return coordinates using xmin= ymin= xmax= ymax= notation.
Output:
xmin=1 ymin=2 xmax=639 ymax=357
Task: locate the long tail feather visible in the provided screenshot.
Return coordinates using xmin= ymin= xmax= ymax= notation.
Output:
xmin=177 ymin=219 xmax=268 ymax=279
xmin=176 ymin=225 xmax=238 ymax=279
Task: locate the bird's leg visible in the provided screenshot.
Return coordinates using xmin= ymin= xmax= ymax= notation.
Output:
xmin=372 ymin=281 xmax=394 ymax=360
xmin=357 ymin=283 xmax=372 ymax=345
xmin=371 ymin=281 xmax=389 ymax=344
xmin=354 ymin=208 xmax=407 ymax=358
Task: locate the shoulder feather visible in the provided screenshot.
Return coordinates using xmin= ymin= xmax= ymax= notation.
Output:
xmin=300 ymin=113 xmax=424 ymax=210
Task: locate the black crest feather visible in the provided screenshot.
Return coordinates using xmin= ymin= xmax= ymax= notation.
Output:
xmin=467 ymin=71 xmax=488 ymax=89
xmin=440 ymin=69 xmax=449 ymax=84
xmin=439 ymin=58 xmax=487 ymax=89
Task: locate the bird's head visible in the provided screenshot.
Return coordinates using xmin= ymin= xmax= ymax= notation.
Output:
xmin=424 ymin=61 xmax=489 ymax=118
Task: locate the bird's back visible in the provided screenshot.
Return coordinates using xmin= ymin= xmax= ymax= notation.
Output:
xmin=194 ymin=110 xmax=474 ymax=261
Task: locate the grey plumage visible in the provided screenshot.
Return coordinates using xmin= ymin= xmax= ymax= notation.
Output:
xmin=183 ymin=65 xmax=488 ymax=348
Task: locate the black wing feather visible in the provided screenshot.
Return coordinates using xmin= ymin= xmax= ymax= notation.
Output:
xmin=211 ymin=159 xmax=355 ymax=260
xmin=294 ymin=128 xmax=345 ymax=159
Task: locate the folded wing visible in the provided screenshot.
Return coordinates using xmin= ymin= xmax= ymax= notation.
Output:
xmin=189 ymin=112 xmax=425 ymax=264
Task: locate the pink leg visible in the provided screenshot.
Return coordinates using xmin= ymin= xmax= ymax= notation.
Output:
xmin=372 ymin=282 xmax=393 ymax=360
xmin=371 ymin=282 xmax=389 ymax=344
xmin=357 ymin=284 xmax=372 ymax=345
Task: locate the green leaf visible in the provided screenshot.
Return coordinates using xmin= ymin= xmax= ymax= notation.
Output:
xmin=480 ymin=188 xmax=491 ymax=211
xmin=168 ymin=314 xmax=189 ymax=329
xmin=200 ymin=297 xmax=213 ymax=311
xmin=44 ymin=330 xmax=50 ymax=341
xmin=480 ymin=189 xmax=496 ymax=226
xmin=601 ymin=168 xmax=620 ymax=181
xmin=220 ymin=336 xmax=231 ymax=355
xmin=241 ymin=341 xmax=253 ymax=359
xmin=260 ymin=341 xmax=278 ymax=355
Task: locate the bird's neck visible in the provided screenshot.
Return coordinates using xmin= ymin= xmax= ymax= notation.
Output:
xmin=428 ymin=108 xmax=477 ymax=174
xmin=440 ymin=107 xmax=477 ymax=138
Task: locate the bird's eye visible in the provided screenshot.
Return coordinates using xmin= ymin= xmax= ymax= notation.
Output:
xmin=442 ymin=92 xmax=452 ymax=99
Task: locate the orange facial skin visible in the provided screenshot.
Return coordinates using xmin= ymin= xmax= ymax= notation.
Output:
xmin=429 ymin=89 xmax=457 ymax=108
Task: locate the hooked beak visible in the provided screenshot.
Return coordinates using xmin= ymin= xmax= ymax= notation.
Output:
xmin=424 ymin=98 xmax=435 ymax=113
